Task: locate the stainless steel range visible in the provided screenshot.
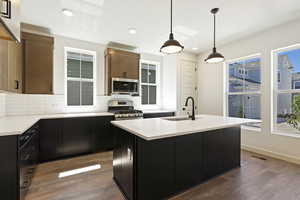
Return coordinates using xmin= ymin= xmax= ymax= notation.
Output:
xmin=108 ymin=99 xmax=143 ymax=120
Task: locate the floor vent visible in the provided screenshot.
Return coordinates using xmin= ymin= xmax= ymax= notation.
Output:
xmin=251 ymin=155 xmax=267 ymax=161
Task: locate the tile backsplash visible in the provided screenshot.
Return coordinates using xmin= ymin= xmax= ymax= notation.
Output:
xmin=4 ymin=94 xmax=141 ymax=116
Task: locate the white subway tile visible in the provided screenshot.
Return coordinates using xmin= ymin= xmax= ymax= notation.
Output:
xmin=4 ymin=94 xmax=141 ymax=116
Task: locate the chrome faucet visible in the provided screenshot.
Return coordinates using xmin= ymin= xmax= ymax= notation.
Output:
xmin=184 ymin=96 xmax=195 ymax=120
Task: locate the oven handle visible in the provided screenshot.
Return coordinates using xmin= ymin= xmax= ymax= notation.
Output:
xmin=19 ymin=132 xmax=37 ymax=150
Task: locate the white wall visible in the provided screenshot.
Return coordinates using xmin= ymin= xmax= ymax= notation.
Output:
xmin=0 ymin=93 xmax=5 ymax=117
xmin=54 ymin=35 xmax=106 ymax=95
xmin=162 ymin=55 xmax=178 ymax=111
xmin=162 ymin=53 xmax=198 ymax=113
xmin=1 ymin=32 xmax=166 ymax=115
xmin=197 ymin=19 xmax=300 ymax=164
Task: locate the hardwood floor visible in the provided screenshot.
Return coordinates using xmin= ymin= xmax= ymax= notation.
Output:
xmin=25 ymin=151 xmax=300 ymax=200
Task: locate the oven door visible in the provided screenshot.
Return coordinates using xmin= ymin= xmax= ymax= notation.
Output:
xmin=112 ymin=78 xmax=138 ymax=95
xmin=19 ymin=133 xmax=39 ymax=200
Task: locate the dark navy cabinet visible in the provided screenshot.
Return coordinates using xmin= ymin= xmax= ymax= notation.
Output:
xmin=113 ymin=127 xmax=135 ymax=200
xmin=94 ymin=116 xmax=115 ymax=152
xmin=0 ymin=136 xmax=18 ymax=200
xmin=0 ymin=115 xmax=115 ymax=200
xmin=39 ymin=116 xmax=114 ymax=163
xmin=39 ymin=119 xmax=62 ymax=162
xmin=61 ymin=117 xmax=93 ymax=157
xmin=113 ymin=126 xmax=241 ymax=200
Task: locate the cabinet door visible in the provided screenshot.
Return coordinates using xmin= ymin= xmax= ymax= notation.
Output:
xmin=175 ymin=134 xmax=203 ymax=191
xmin=112 ymin=127 xmax=134 ymax=200
xmin=222 ymin=127 xmax=241 ymax=170
xmin=61 ymin=118 xmax=93 ymax=157
xmin=39 ymin=119 xmax=62 ymax=162
xmin=203 ymin=129 xmax=224 ymax=180
xmin=22 ymin=32 xmax=53 ymax=94
xmin=109 ymin=49 xmax=140 ymax=79
xmin=137 ymin=138 xmax=175 ymax=200
xmin=8 ymin=41 xmax=22 ymax=93
xmin=121 ymin=131 xmax=134 ymax=200
xmin=93 ymin=116 xmax=114 ymax=152
xmin=0 ymin=136 xmax=18 ymax=200
xmin=113 ymin=126 xmax=123 ymax=182
xmin=0 ymin=39 xmax=8 ymax=91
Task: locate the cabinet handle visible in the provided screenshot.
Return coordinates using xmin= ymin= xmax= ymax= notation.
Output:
xmin=127 ymin=148 xmax=131 ymax=161
xmin=15 ymin=80 xmax=19 ymax=90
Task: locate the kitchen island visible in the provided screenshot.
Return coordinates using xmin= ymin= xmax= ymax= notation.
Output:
xmin=111 ymin=115 xmax=259 ymax=200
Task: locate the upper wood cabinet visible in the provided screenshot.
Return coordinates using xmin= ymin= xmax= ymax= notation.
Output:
xmin=22 ymin=32 xmax=54 ymax=94
xmin=0 ymin=39 xmax=8 ymax=91
xmin=0 ymin=0 xmax=21 ymax=42
xmin=0 ymin=39 xmax=22 ymax=93
xmin=105 ymin=48 xmax=140 ymax=94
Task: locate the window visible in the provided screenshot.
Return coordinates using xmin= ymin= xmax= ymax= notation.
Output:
xmin=65 ymin=48 xmax=96 ymax=106
xmin=226 ymin=55 xmax=261 ymax=128
xmin=141 ymin=60 xmax=159 ymax=106
xmin=273 ymin=45 xmax=300 ymax=135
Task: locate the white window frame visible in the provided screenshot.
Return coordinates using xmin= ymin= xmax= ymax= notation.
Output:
xmin=140 ymin=59 xmax=161 ymax=110
xmin=271 ymin=43 xmax=300 ymax=137
xmin=224 ymin=53 xmax=262 ymax=131
xmin=64 ymin=47 xmax=97 ymax=107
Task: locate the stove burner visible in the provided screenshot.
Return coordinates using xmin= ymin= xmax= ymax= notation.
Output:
xmin=107 ymin=99 xmax=143 ymax=120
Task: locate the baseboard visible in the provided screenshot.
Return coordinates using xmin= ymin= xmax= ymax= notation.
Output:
xmin=241 ymin=144 xmax=300 ymax=166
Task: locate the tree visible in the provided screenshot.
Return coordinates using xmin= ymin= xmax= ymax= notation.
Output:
xmin=238 ymin=105 xmax=244 ymax=118
xmin=285 ymin=95 xmax=300 ymax=131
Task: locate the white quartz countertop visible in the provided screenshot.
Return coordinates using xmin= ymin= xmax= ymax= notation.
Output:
xmin=111 ymin=115 xmax=261 ymax=140
xmin=0 ymin=112 xmax=114 ymax=137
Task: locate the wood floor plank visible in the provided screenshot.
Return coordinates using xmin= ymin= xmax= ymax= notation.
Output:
xmin=25 ymin=150 xmax=300 ymax=200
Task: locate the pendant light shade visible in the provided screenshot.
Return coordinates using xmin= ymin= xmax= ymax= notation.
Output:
xmin=205 ymin=8 xmax=225 ymax=63
xmin=160 ymin=0 xmax=184 ymax=54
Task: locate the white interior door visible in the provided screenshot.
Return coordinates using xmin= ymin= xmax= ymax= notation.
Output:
xmin=179 ymin=60 xmax=198 ymax=115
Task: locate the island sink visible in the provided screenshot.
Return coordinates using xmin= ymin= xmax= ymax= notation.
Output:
xmin=111 ymin=115 xmax=259 ymax=200
xmin=162 ymin=116 xmax=191 ymax=121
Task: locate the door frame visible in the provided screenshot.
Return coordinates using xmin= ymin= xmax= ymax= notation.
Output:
xmin=178 ymin=59 xmax=198 ymax=116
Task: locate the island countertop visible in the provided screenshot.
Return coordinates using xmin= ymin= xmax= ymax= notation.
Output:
xmin=111 ymin=114 xmax=260 ymax=140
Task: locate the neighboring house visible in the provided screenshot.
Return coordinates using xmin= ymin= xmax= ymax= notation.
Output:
xmin=228 ymin=55 xmax=295 ymax=121
xmin=277 ymin=54 xmax=294 ymax=122
xmin=228 ymin=59 xmax=261 ymax=119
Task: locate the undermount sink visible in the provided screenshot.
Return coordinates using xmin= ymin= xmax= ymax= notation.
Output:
xmin=162 ymin=116 xmax=192 ymax=121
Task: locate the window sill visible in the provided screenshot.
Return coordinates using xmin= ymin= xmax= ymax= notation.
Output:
xmin=271 ymin=131 xmax=300 ymax=139
xmin=241 ymin=125 xmax=261 ymax=133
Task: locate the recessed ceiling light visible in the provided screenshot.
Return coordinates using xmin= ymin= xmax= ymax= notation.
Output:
xmin=62 ymin=9 xmax=73 ymax=17
xmin=192 ymin=47 xmax=198 ymax=50
xmin=128 ymin=28 xmax=137 ymax=34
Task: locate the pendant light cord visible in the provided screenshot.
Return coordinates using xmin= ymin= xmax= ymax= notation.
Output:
xmin=170 ymin=0 xmax=173 ymax=34
xmin=213 ymin=13 xmax=216 ymax=48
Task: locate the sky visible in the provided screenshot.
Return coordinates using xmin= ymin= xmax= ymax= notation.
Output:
xmin=280 ymin=48 xmax=300 ymax=72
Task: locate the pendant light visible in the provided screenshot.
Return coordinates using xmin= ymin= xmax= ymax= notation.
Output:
xmin=205 ymin=8 xmax=225 ymax=63
xmin=160 ymin=0 xmax=184 ymax=54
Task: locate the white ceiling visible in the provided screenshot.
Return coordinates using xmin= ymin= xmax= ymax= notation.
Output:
xmin=21 ymin=0 xmax=300 ymax=54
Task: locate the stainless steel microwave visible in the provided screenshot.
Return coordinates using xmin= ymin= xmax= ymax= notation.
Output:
xmin=112 ymin=78 xmax=139 ymax=95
